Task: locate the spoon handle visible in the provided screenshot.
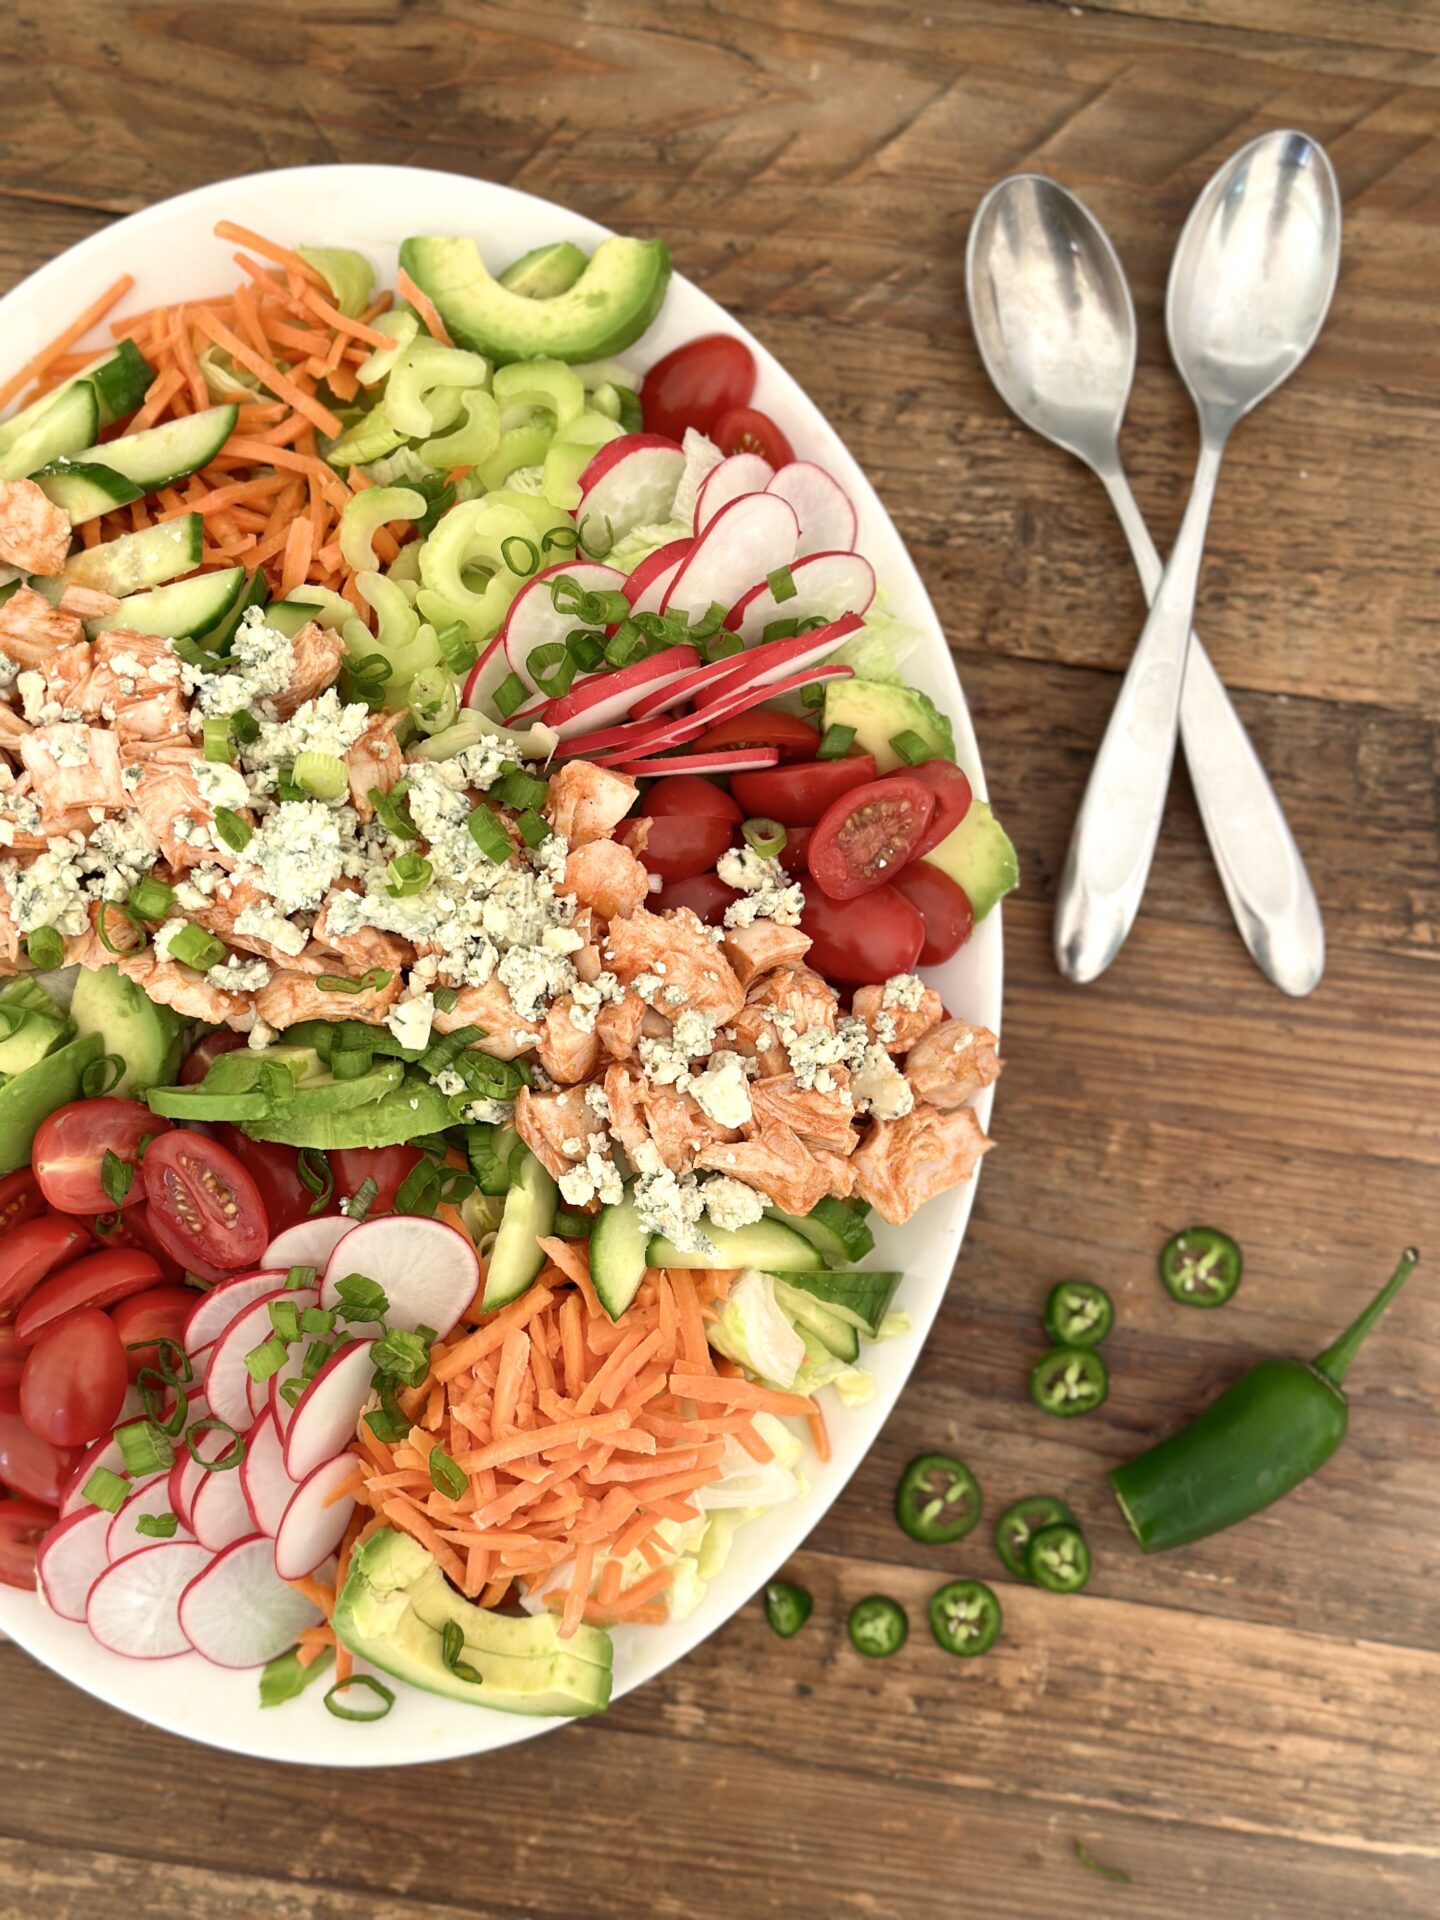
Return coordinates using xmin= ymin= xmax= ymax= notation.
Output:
xmin=1102 ymin=471 xmax=1324 ymax=996
xmin=1054 ymin=439 xmax=1221 ymax=983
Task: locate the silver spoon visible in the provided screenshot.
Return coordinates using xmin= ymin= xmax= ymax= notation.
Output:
xmin=968 ymin=133 xmax=1338 ymax=989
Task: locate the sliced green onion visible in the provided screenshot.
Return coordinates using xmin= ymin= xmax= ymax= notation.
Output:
xmin=686 ymin=601 xmax=727 ymax=643
xmin=300 ymin=1305 xmax=335 ymax=1336
xmin=127 ymin=878 xmax=174 ymax=922
xmin=417 ymin=1024 xmax=486 ymax=1078
xmin=742 ymin=817 xmax=787 ymax=858
xmin=526 ymin=641 xmax=576 ymax=698
xmin=296 ymin=1148 xmax=333 ymax=1213
xmin=81 ymin=1053 xmax=126 ymax=1098
xmin=202 ymin=714 xmax=236 ymax=763
xmin=429 ymin=1445 xmax=467 ymax=1500
xmin=301 ymin=1339 xmax=334 ymax=1382
xmin=83 ymin=1466 xmax=129 ymax=1513
xmin=467 ymin=803 xmax=513 ymax=863
xmin=330 ymin=1048 xmax=372 ymax=1082
xmin=324 ymin=1675 xmax=395 ymax=1722
xmin=800 ymin=681 xmax=827 ymax=710
xmin=212 ymin=806 xmax=251 ymax=853
xmin=345 ymin=1177 xmax=380 ymax=1223
xmin=434 ymin=986 xmax=459 ymax=1014
xmin=293 ymin=751 xmax=348 ymax=800
xmin=816 ymin=723 xmax=856 ymax=761
xmin=516 ymin=809 xmax=550 ymax=849
xmin=268 ymin=1298 xmax=302 ymax=1343
xmin=368 ymin=782 xmax=419 ymax=842
xmin=364 ymin=1373 xmax=410 ymax=1443
xmin=605 ymin=622 xmax=643 ymax=668
xmin=136 ymin=1369 xmax=189 ymax=1436
xmin=441 ymin=1617 xmax=485 ymax=1684
xmin=385 ymin=852 xmax=433 ymax=898
xmin=500 ymin=534 xmax=540 ymax=577
xmin=767 ymin=565 xmax=797 ymax=604
xmin=167 ymin=923 xmax=227 ymax=972
xmin=555 ymin=1208 xmax=594 ymax=1240
xmin=575 ymin=511 xmax=615 ymax=558
xmin=492 ymin=670 xmax=529 ymax=720
xmin=244 ymin=1334 xmax=290 ymax=1384
xmin=136 ymin=1511 xmax=179 ymax=1539
xmin=187 ymin=1417 xmax=246 ymax=1474
xmin=541 ymin=526 xmax=581 ymax=554
xmin=495 ymin=769 xmax=549 ymax=812
xmin=232 ymin=709 xmax=260 ymax=746
xmin=316 ymin=968 xmax=394 ymax=996
xmin=889 ymin=729 xmax=932 ymax=767
xmin=587 ymin=588 xmax=632 ymax=626
xmin=100 ymin=1148 xmax=134 ymax=1208
xmin=334 ymin=1272 xmax=389 ymax=1321
xmin=117 ymin=1419 xmax=174 ymax=1477
xmin=132 ymin=1336 xmax=192 ymax=1386
xmin=796 ymin=613 xmax=829 ymax=634
xmin=703 ymin=629 xmax=744 ymax=664
xmin=761 ymin=617 xmax=799 ymax=644
xmin=279 ymin=1376 xmax=307 ymax=1409
xmin=96 ymin=903 xmax=142 ymax=958
xmin=25 ymin=926 xmax=63 ymax=970
xmin=565 ymin=629 xmax=605 ymax=672
xmin=371 ymin=1326 xmax=432 ymax=1388
xmin=548 ymin=573 xmax=590 ymax=617
xmin=433 ymin=619 xmax=479 ymax=674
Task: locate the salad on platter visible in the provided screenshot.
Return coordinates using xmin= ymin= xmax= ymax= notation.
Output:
xmin=0 ymin=215 xmax=1016 ymax=1726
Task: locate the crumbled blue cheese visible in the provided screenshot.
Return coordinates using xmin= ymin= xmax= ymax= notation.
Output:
xmin=244 ymin=688 xmax=370 ymax=770
xmin=634 ymin=1166 xmax=711 ymax=1254
xmin=852 ymin=1042 xmax=914 ymax=1120
xmin=702 ymin=1175 xmax=768 ymax=1232
xmin=193 ymin=760 xmax=253 ymax=812
xmin=47 ymin=724 xmax=91 ymax=768
xmin=453 ymin=738 xmax=523 ymax=792
xmin=233 ymin=898 xmax=309 ymax=957
xmin=15 ymin=672 xmax=46 ymax=724
xmin=207 ymin=954 xmax=271 ymax=994
xmin=558 ymin=1140 xmax=624 ymax=1209
xmin=568 ymin=970 xmax=621 ymax=1032
xmin=688 ymin=1051 xmax=753 ymax=1129
xmin=153 ymin=918 xmax=188 ymax=962
xmin=882 ymin=973 xmax=925 ymax=1011
xmin=237 ymin=800 xmax=355 ymax=912
xmin=4 ymin=845 xmax=89 ymax=934
xmin=778 ymin=1011 xmax=868 ymax=1093
xmin=188 ymin=608 xmax=294 ymax=716
xmin=497 ymin=944 xmax=577 ymax=1023
xmin=385 ymin=993 xmax=434 ymax=1053
xmin=717 ymin=845 xmax=804 ymax=928
xmin=638 ymin=1009 xmax=719 ymax=1089
xmin=0 ymin=650 xmax=18 ymax=692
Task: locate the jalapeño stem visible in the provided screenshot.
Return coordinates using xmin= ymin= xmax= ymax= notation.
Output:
xmin=1312 ymin=1246 xmax=1419 ymax=1388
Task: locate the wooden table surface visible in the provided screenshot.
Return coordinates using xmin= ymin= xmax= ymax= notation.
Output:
xmin=2 ymin=4 xmax=1437 ymax=1916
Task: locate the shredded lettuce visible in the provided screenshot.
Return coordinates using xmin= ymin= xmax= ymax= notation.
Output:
xmin=791 ymin=1326 xmax=877 ymax=1406
xmin=605 ymin=515 xmax=690 ymax=576
xmin=670 ymin=427 xmax=722 ymax=527
xmin=706 ymin=1270 xmax=806 ymax=1389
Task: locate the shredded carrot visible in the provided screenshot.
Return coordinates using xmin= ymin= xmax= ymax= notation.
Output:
xmin=0 ymin=273 xmax=133 ymax=410
xmin=190 ymin=307 xmax=343 ymax=435
xmin=288 ymin=1573 xmax=337 ymax=1613
xmin=213 ymin=220 xmax=328 ymax=290
xmin=396 ymin=267 xmax=454 ymax=347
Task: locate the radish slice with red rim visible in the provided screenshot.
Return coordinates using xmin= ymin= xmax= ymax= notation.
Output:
xmin=274 ymin=1453 xmax=360 ymax=1582
xmin=183 ymin=1269 xmax=286 ymax=1355
xmin=167 ymin=1411 xmax=227 ymax=1533
xmin=725 ymin=549 xmax=876 ymax=643
xmin=766 ymin=462 xmax=857 ymax=556
xmin=190 ymin=1449 xmax=256 ymax=1553
xmin=37 ymin=1505 xmax=115 ymax=1621
xmin=660 ymin=492 xmax=799 ymax=623
xmin=584 ymin=661 xmax=854 ymax=768
xmin=263 ymin=1217 xmax=356 ymax=1274
xmin=576 ymin=433 xmax=685 ymax=545
xmin=60 ymin=1433 xmax=126 ymax=1517
xmin=500 ymin=561 xmax=627 ymax=696
xmin=204 ymin=1285 xmax=317 ymax=1432
xmin=461 ymin=629 xmax=513 ymax=714
xmin=282 ymin=1339 xmax=377 ymax=1485
xmin=623 ymin=537 xmax=692 ymax=619
xmin=180 ymin=1532 xmax=323 ymax=1669
xmin=319 ymin=1215 xmax=479 ymax=1339
xmin=86 ymin=1540 xmax=211 ymax=1659
xmin=537 ymin=647 xmax=700 ymax=741
xmin=690 ymin=614 xmax=864 ymax=711
xmin=693 ymin=452 xmax=774 ymax=532
xmin=241 ymin=1408 xmax=297 ymax=1538
xmin=106 ymin=1474 xmax=182 ymax=1561
xmin=613 ymin=747 xmax=782 ymax=778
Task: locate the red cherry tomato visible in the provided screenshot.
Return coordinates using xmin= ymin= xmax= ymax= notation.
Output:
xmin=180 ymin=1029 xmax=248 ymax=1086
xmin=712 ymin=405 xmax=795 ymax=467
xmin=799 ymin=876 xmax=925 ymax=986
xmin=641 ymin=334 xmax=756 ymax=441
xmin=655 ymin=872 xmax=742 ymax=927
xmin=906 ymin=760 xmax=974 ymax=860
xmin=109 ymin=1285 xmax=199 ymax=1380
xmin=20 ymin=1309 xmax=128 ymax=1449
xmin=891 ymin=862 xmax=975 ymax=966
xmin=14 ymin=1249 xmax=163 ymax=1346
xmin=0 ymin=1216 xmax=92 ymax=1325
xmin=32 ymin=1099 xmax=167 ymax=1216
xmin=141 ymin=1131 xmax=269 ymax=1275
xmin=0 ymin=1170 xmax=44 ymax=1235
xmin=688 ymin=710 xmax=821 ymax=764
xmin=633 ymin=775 xmax=741 ymax=824
xmin=778 ymin=825 xmax=812 ymax=875
xmin=0 ymin=1393 xmax=81 ymax=1503
xmin=330 ymin=1145 xmax=425 ymax=1215
xmin=86 ymin=1203 xmax=185 ymax=1285
xmin=807 ymin=777 xmax=937 ymax=901
xmin=731 ymin=753 xmax=878 ymax=827
xmin=0 ymin=1495 xmax=56 ymax=1591
xmin=629 ymin=812 xmax=736 ymax=885
xmin=213 ymin=1127 xmax=317 ymax=1236
xmin=0 ymin=1326 xmax=33 ymax=1388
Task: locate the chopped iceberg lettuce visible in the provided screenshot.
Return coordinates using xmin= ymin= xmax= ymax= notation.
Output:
xmin=606 ymin=516 xmax=691 ymax=575
xmin=707 ymin=1269 xmax=807 ymax=1389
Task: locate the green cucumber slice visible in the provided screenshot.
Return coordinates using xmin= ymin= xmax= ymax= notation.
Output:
xmin=88 ymin=565 xmax=246 ymax=639
xmin=483 ymin=1150 xmax=557 ymax=1309
xmin=768 ymin=1197 xmax=875 ymax=1268
xmin=771 ymin=1279 xmax=861 ymax=1361
xmin=199 ymin=567 xmax=268 ymax=651
xmin=71 ymin=403 xmax=237 ymax=490
xmin=0 ymin=340 xmax=152 ymax=463
xmin=30 ymin=460 xmax=143 ymax=524
xmin=57 ymin=514 xmax=203 ymax=597
xmin=646 ymin=1216 xmax=824 ymax=1273
xmin=773 ymin=1269 xmax=903 ymax=1339
xmin=590 ymin=1190 xmax=648 ymax=1321
xmin=0 ymin=382 xmax=101 ymax=481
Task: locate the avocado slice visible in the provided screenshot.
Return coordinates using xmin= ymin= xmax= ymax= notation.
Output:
xmin=399 ymin=234 xmax=671 ymax=365
xmin=0 ymin=978 xmax=71 ymax=1076
xmin=241 ymin=1071 xmax=453 ymax=1149
xmin=333 ymin=1528 xmax=613 ymax=1717
xmin=924 ymin=799 xmax=1019 ymax=923
xmin=498 ymin=241 xmax=588 ymax=299
xmin=822 ymin=678 xmax=957 ymax=774
xmin=0 ymin=1031 xmax=103 ymax=1177
xmin=70 ymin=964 xmax=183 ymax=1097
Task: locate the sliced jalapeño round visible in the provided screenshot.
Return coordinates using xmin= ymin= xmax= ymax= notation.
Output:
xmin=994 ymin=1494 xmax=1074 ymax=1581
xmin=1030 ymin=1345 xmax=1109 ymax=1418
xmin=1026 ymin=1523 xmax=1091 ymax=1594
xmin=1160 ymin=1226 xmax=1242 ymax=1306
xmin=764 ymin=1579 xmax=813 ymax=1639
xmin=928 ymin=1578 xmax=1002 ymax=1657
xmin=895 ymin=1452 xmax=982 ymax=1544
xmin=848 ymin=1594 xmax=907 ymax=1658
xmin=1044 ymin=1280 xmax=1114 ymax=1348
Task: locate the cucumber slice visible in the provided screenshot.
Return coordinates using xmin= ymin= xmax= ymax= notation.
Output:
xmin=0 ymin=341 xmax=151 ymax=463
xmin=199 ymin=567 xmax=268 ymax=652
xmin=72 ymin=404 xmax=237 ymax=490
xmin=775 ymin=1269 xmax=903 ymax=1339
xmin=57 ymin=515 xmax=202 ymax=597
xmin=772 ymin=1279 xmax=861 ymax=1362
xmin=88 ymin=566 xmax=246 ymax=640
xmin=259 ymin=598 xmax=319 ymax=639
xmin=590 ymin=1190 xmax=648 ymax=1321
xmin=647 ymin=1217 xmax=824 ymax=1273
xmin=769 ymin=1197 xmax=875 ymax=1268
xmin=483 ymin=1150 xmax=557 ymax=1309
xmin=30 ymin=461 xmax=143 ymax=524
xmin=0 ymin=382 xmax=101 ymax=481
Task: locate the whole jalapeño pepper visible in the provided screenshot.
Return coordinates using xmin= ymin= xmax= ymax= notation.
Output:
xmin=1111 ymin=1248 xmax=1419 ymax=1553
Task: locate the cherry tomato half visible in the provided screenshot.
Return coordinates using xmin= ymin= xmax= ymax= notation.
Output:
xmin=180 ymin=1029 xmax=248 ymax=1086
xmin=0 ymin=1495 xmax=56 ymax=1591
xmin=330 ymin=1146 xmax=425 ymax=1216
xmin=655 ymin=872 xmax=742 ymax=927
xmin=713 ymin=405 xmax=795 ymax=468
xmin=20 ymin=1309 xmax=128 ymax=1449
xmin=109 ymin=1285 xmax=199 ymax=1380
xmin=630 ymin=812 xmax=736 ymax=885
xmin=732 ymin=753 xmax=878 ymax=827
xmin=0 ymin=1216 xmax=92 ymax=1325
xmin=891 ymin=862 xmax=975 ymax=966
xmin=807 ymin=777 xmax=936 ymax=901
xmin=214 ymin=1127 xmax=318 ymax=1237
xmin=142 ymin=1131 xmax=269 ymax=1275
xmin=641 ymin=334 xmax=756 ymax=441
xmin=907 ymin=759 xmax=974 ymax=861
xmin=778 ymin=825 xmax=812 ymax=876
xmin=87 ymin=1203 xmax=185 ymax=1285
xmin=799 ymin=876 xmax=925 ymax=986
xmin=0 ymin=1393 xmax=81 ymax=1504
xmin=689 ymin=710 xmax=820 ymax=764
xmin=15 ymin=1249 xmax=163 ymax=1346
xmin=0 ymin=1170 xmax=45 ymax=1235
xmin=33 ymin=1099 xmax=167 ymax=1216
xmin=633 ymin=775 xmax=742 ymax=824
xmin=0 ymin=1326 xmax=33 ymax=1388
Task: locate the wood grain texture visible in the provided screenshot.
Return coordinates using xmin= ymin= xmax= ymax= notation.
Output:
xmin=1 ymin=3 xmax=1437 ymax=1917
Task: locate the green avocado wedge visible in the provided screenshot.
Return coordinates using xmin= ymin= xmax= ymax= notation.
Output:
xmin=0 ymin=1031 xmax=103 ymax=1177
xmin=240 ymin=1072 xmax=453 ymax=1149
xmin=69 ymin=964 xmax=183 ymax=1097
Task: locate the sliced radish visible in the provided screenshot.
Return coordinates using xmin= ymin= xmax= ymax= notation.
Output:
xmin=613 ymin=747 xmax=782 ymax=777
xmin=575 ymin=433 xmax=684 ymax=544
xmin=319 ymin=1216 xmax=479 ymax=1339
xmin=462 ymin=629 xmax=513 ymax=714
xmin=692 ymin=613 xmax=864 ymax=709
xmin=267 ymin=1369 xmax=295 ymax=1439
xmin=274 ymin=1453 xmax=361 ymax=1581
xmin=106 ymin=1474 xmax=182 ymax=1560
xmin=725 ymin=549 xmax=876 ymax=643
xmin=766 ymin=462 xmax=857 ymax=556
xmin=180 ymin=1533 xmax=323 ymax=1669
xmin=190 ymin=1450 xmax=256 ymax=1552
xmin=581 ymin=661 xmax=854 ymax=769
xmin=60 ymin=1433 xmax=126 ymax=1517
xmin=205 ymin=1284 xmax=318 ymax=1432
xmin=184 ymin=1269 xmax=286 ymax=1354
xmin=282 ymin=1339 xmax=376 ymax=1485
xmin=535 ymin=647 xmax=700 ymax=741
xmin=263 ymin=1217 xmax=356 ymax=1273
xmin=37 ymin=1506 xmax=115 ymax=1621
xmin=241 ymin=1409 xmax=297 ymax=1537
xmin=660 ymin=493 xmax=799 ymax=624
xmin=167 ymin=1414 xmax=227 ymax=1532
xmin=623 ymin=537 xmax=692 ymax=619
xmin=693 ymin=452 xmax=774 ymax=532
xmin=500 ymin=561 xmax=627 ymax=696
xmin=86 ymin=1541 xmax=211 ymax=1659
xmin=625 ymin=654 xmax=740 ymax=722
